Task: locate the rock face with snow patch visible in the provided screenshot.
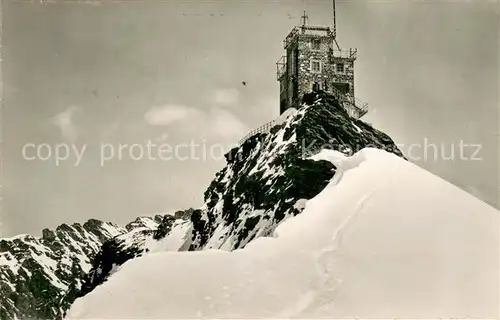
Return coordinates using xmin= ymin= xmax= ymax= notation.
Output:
xmin=71 ymin=209 xmax=193 ymax=302
xmin=189 ymin=90 xmax=405 ymax=250
xmin=0 ymin=219 xmax=126 ymax=319
xmin=0 ymin=209 xmax=193 ymax=319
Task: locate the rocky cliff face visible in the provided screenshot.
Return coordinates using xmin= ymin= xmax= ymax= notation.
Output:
xmin=0 ymin=219 xmax=126 ymax=319
xmin=0 ymin=215 xmax=172 ymax=320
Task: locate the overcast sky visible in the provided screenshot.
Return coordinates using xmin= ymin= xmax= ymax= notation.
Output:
xmin=1 ymin=0 xmax=498 ymax=237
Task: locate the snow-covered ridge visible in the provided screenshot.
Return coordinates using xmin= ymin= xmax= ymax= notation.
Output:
xmin=66 ymin=148 xmax=499 ymax=319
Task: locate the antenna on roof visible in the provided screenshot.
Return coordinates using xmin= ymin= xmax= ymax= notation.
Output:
xmin=332 ymin=0 xmax=337 ymax=37
xmin=332 ymin=0 xmax=341 ymax=50
xmin=300 ymin=10 xmax=308 ymax=26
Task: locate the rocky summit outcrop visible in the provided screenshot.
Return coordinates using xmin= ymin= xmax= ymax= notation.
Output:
xmin=189 ymin=90 xmax=404 ymax=251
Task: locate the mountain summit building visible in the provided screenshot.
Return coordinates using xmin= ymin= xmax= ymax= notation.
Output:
xmin=276 ymin=9 xmax=368 ymax=118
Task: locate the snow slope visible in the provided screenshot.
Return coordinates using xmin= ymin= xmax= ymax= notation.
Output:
xmin=66 ymin=148 xmax=499 ymax=319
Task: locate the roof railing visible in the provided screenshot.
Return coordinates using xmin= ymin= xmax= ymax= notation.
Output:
xmin=237 ymin=119 xmax=277 ymax=145
xmin=284 ymin=25 xmax=335 ymax=48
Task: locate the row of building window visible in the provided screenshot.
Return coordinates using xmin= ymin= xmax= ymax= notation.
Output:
xmin=311 ymin=60 xmax=345 ymax=73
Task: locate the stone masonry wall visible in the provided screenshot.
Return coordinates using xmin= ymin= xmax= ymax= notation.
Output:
xmin=296 ymin=35 xmax=355 ymax=103
xmin=278 ymin=31 xmax=358 ymax=114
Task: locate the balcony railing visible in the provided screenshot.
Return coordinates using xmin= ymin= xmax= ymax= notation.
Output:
xmin=352 ymin=97 xmax=369 ymax=117
xmin=331 ymin=48 xmax=357 ymax=59
xmin=276 ymin=56 xmax=286 ymax=80
xmin=328 ymin=86 xmax=368 ymax=118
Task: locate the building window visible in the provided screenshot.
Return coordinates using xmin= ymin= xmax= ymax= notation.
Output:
xmin=312 ymin=82 xmax=321 ymax=91
xmin=332 ymin=82 xmax=350 ymax=95
xmin=336 ymin=63 xmax=345 ymax=73
xmin=311 ymin=39 xmax=321 ymax=50
xmin=311 ymin=60 xmax=321 ymax=73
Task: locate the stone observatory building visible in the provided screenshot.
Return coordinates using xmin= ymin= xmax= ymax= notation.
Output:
xmin=276 ymin=5 xmax=368 ymax=119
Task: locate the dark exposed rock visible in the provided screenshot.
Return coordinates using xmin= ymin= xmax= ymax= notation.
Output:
xmin=74 ymin=234 xmax=147 ymax=300
xmin=153 ymin=215 xmax=176 ymax=240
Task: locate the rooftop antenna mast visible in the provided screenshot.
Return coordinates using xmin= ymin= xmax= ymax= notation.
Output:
xmin=300 ymin=10 xmax=308 ymax=26
xmin=333 ymin=0 xmax=341 ymax=50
